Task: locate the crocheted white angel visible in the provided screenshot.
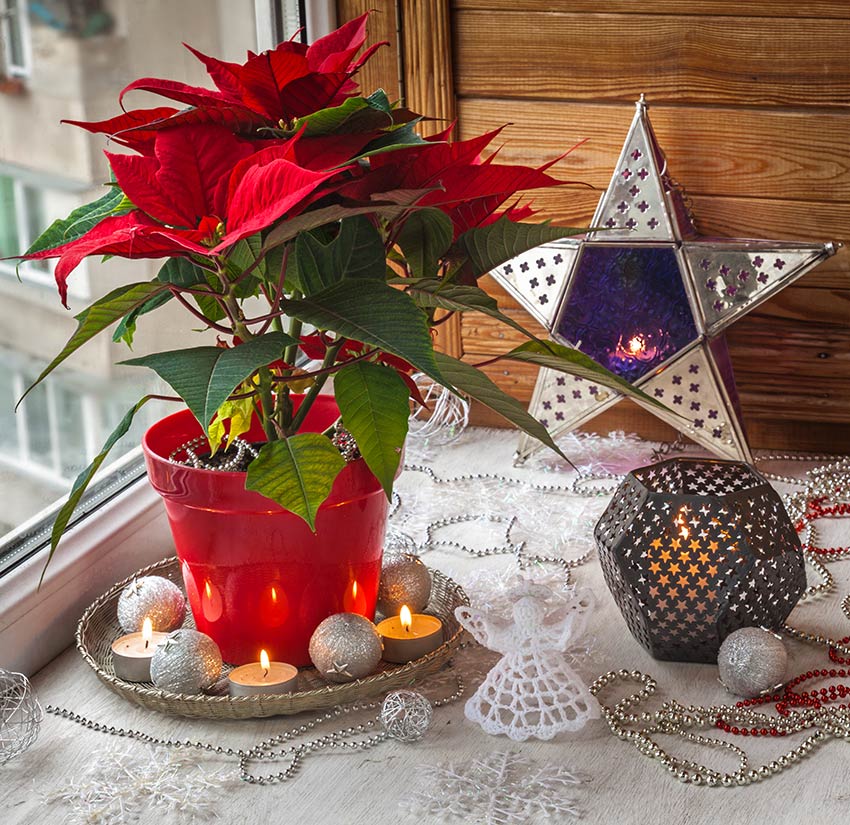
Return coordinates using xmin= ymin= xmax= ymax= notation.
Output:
xmin=455 ymin=584 xmax=599 ymax=741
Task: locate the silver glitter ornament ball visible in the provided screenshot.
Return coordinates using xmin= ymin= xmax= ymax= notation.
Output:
xmin=0 ymin=668 xmax=43 ymax=764
xmin=309 ymin=613 xmax=383 ymax=683
xmin=150 ymin=629 xmax=222 ymax=694
xmin=380 ymin=689 xmax=433 ymax=742
xmin=117 ymin=576 xmax=186 ymax=633
xmin=377 ymin=553 xmax=432 ymax=616
xmin=718 ymin=627 xmax=788 ymax=698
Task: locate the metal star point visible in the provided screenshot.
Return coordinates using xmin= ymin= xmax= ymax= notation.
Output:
xmin=492 ymin=97 xmax=838 ymax=464
xmin=327 ymin=660 xmax=353 ymax=678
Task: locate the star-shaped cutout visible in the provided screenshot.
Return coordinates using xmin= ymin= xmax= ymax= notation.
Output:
xmin=492 ymin=96 xmax=838 ymax=464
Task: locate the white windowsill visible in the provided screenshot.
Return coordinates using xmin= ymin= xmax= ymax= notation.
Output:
xmin=0 ymin=474 xmax=173 ymax=675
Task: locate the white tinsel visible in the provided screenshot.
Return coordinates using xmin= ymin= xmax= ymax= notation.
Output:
xmin=401 ymin=751 xmax=589 ymax=824
xmin=44 ymin=744 xmax=235 ymax=824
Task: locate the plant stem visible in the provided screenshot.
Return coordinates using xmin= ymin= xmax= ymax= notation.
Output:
xmin=287 ymin=340 xmax=344 ymax=436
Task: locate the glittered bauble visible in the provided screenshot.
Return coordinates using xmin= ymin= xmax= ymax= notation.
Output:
xmin=718 ymin=627 xmax=788 ymax=698
xmin=377 ymin=553 xmax=432 ymax=616
xmin=0 ymin=668 xmax=43 ymax=764
xmin=150 ymin=629 xmax=222 ymax=694
xmin=117 ymin=576 xmax=186 ymax=633
xmin=308 ymin=613 xmax=383 ymax=683
xmin=380 ymin=690 xmax=433 ymax=742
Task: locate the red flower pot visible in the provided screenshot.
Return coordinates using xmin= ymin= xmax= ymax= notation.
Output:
xmin=142 ymin=397 xmax=388 ymax=666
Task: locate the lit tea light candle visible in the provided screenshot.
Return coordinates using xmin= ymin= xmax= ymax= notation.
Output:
xmin=228 ymin=649 xmax=298 ymax=697
xmin=377 ymin=605 xmax=443 ymax=664
xmin=111 ymin=617 xmax=168 ymax=682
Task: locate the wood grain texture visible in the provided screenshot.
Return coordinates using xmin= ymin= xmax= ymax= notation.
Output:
xmin=458 ymin=99 xmax=850 ymax=202
xmin=400 ymin=0 xmax=464 ymax=359
xmin=453 ymin=0 xmax=850 ymax=18
xmin=336 ymin=1 xmax=401 ymax=101
xmin=454 ymin=11 xmax=850 ymax=107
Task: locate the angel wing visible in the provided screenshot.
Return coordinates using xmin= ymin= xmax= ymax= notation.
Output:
xmin=454 ymin=605 xmax=512 ymax=653
xmin=539 ymin=587 xmax=596 ymax=650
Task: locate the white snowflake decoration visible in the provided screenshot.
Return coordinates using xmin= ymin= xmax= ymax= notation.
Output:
xmin=44 ymin=743 xmax=235 ymax=824
xmin=401 ymin=751 xmax=588 ymax=824
xmin=456 ymin=584 xmax=600 ymax=741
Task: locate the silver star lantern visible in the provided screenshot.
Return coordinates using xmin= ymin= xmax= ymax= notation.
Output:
xmin=492 ymin=96 xmax=838 ymax=464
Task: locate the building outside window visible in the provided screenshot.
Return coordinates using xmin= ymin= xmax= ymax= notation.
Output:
xmin=0 ymin=1 xmax=313 ymax=570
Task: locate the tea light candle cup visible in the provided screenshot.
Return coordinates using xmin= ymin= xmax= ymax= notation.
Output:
xmin=377 ymin=605 xmax=443 ymax=664
xmin=228 ymin=649 xmax=299 ymax=697
xmin=112 ymin=617 xmax=168 ymax=682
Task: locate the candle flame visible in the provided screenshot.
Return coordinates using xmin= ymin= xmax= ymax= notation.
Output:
xmin=627 ymin=335 xmax=645 ymax=355
xmin=205 ymin=580 xmax=212 ymax=599
xmin=260 ymin=649 xmax=270 ymax=678
xmin=142 ymin=617 xmax=153 ymax=649
xmin=351 ymin=580 xmax=358 ymax=598
xmin=271 ymin=586 xmax=277 ymax=603
xmin=400 ymin=605 xmax=412 ymax=633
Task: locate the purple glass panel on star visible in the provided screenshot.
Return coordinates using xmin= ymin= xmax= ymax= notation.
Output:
xmin=555 ymin=245 xmax=698 ymax=382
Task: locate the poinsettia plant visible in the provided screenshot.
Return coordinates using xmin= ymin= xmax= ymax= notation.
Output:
xmin=16 ymin=14 xmax=650 ymax=559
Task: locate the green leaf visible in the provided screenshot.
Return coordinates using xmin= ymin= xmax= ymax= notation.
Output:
xmin=224 ymin=233 xmax=265 ymax=297
xmin=348 ymin=119 xmax=429 ymax=162
xmin=20 ymin=281 xmax=169 ymax=406
xmin=284 ymin=280 xmax=445 ymax=386
xmin=334 ymin=361 xmax=409 ymax=497
xmin=291 ymin=216 xmax=386 ymax=295
xmin=408 ymin=280 xmax=539 ymax=339
xmin=208 ymin=394 xmax=256 ymax=455
xmin=245 ymin=433 xmax=346 ymax=530
xmin=433 ymin=351 xmax=568 ymax=462
xmin=113 ymin=257 xmax=209 ymax=346
xmin=45 ymin=396 xmax=150 ymax=582
xmin=503 ymin=340 xmax=666 ymax=410
xmin=121 ymin=331 xmax=297 ymax=431
xmin=261 ymin=193 xmax=431 ymax=254
xmin=396 ymin=208 xmax=454 ymax=279
xmin=293 ymin=91 xmax=393 ymax=137
xmin=25 ymin=186 xmax=132 ymax=256
xmin=455 ymin=217 xmax=586 ymax=280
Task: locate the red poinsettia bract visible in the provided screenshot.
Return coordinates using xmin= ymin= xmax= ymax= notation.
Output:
xmin=28 ymin=124 xmax=348 ymax=305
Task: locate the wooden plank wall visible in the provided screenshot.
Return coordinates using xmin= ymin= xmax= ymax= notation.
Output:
xmin=339 ymin=1 xmax=850 ymax=453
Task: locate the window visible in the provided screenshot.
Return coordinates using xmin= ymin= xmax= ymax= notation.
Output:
xmin=0 ymin=0 xmax=31 ymax=77
xmin=0 ymin=1 xmax=311 ymax=573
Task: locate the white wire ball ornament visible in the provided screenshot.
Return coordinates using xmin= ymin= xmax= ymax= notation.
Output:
xmin=380 ymin=689 xmax=434 ymax=742
xmin=0 ymin=668 xmax=43 ymax=764
xmin=407 ymin=373 xmax=469 ymax=447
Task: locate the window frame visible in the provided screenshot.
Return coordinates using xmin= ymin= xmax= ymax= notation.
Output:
xmin=0 ymin=0 xmax=321 ymax=676
xmin=1 ymin=0 xmax=32 ymax=78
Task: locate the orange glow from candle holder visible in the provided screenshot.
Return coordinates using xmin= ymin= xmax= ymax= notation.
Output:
xmin=342 ymin=579 xmax=367 ymax=614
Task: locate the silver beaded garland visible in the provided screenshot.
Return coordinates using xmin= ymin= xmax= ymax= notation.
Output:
xmin=117 ymin=576 xmax=186 ymax=633
xmin=377 ymin=553 xmax=432 ymax=616
xmin=380 ymin=690 xmax=433 ymax=742
xmin=717 ymin=627 xmax=788 ymax=698
xmin=150 ymin=630 xmax=222 ymax=694
xmin=0 ymin=668 xmax=43 ymax=764
xmin=308 ymin=613 xmax=383 ymax=683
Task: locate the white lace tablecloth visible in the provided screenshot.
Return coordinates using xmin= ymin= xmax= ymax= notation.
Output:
xmin=3 ymin=427 xmax=848 ymax=825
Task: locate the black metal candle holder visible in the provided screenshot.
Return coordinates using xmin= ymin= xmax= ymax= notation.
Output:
xmin=594 ymin=458 xmax=805 ymax=663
